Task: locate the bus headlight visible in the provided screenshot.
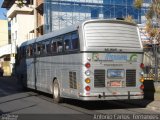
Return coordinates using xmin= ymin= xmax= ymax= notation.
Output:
xmin=85 ymin=70 xmax=90 ymax=76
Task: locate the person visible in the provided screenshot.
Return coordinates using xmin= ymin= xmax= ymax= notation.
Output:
xmin=0 ymin=67 xmax=4 ymax=77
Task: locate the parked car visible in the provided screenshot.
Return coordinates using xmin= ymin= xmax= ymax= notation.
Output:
xmin=0 ymin=67 xmax=4 ymax=77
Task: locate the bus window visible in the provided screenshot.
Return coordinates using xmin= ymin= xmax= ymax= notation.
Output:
xmin=40 ymin=42 xmax=46 ymax=55
xmin=57 ymin=37 xmax=63 ymax=53
xmin=30 ymin=45 xmax=33 ymax=57
xmin=26 ymin=46 xmax=30 ymax=57
xmin=22 ymin=47 xmax=26 ymax=58
xmin=37 ymin=43 xmax=41 ymax=55
xmin=64 ymin=34 xmax=71 ymax=51
xmin=71 ymin=32 xmax=79 ymax=50
xmin=46 ymin=40 xmax=51 ymax=54
xmin=33 ymin=44 xmax=36 ymax=55
xmin=51 ymin=41 xmax=57 ymax=53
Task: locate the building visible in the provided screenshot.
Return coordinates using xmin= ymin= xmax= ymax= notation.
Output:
xmin=29 ymin=0 xmax=44 ymax=38
xmin=1 ymin=0 xmax=44 ymax=74
xmin=0 ymin=20 xmax=8 ymax=47
xmin=44 ymin=0 xmax=141 ymax=33
xmin=2 ymin=0 xmax=147 ymax=44
xmin=0 ymin=20 xmax=11 ymax=76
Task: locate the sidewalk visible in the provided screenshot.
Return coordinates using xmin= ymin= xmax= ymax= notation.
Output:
xmin=122 ymin=86 xmax=160 ymax=112
xmin=122 ymin=99 xmax=160 ymax=112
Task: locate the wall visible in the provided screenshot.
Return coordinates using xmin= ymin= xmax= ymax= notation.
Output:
xmin=0 ymin=20 xmax=8 ymax=47
xmin=11 ymin=14 xmax=34 ymax=47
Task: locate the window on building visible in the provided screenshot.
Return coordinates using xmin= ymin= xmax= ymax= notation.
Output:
xmin=91 ymin=9 xmax=99 ymax=19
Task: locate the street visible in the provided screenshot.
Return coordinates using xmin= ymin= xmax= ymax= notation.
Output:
xmin=0 ymin=77 xmax=160 ymax=120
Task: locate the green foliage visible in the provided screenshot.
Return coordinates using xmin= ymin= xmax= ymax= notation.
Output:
xmin=134 ymin=0 xmax=160 ymax=41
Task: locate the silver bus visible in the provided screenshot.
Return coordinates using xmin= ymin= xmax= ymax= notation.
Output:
xmin=16 ymin=19 xmax=144 ymax=103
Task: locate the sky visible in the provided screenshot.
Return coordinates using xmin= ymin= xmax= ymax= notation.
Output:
xmin=0 ymin=0 xmax=7 ymax=20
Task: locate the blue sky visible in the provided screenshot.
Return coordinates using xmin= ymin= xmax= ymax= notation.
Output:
xmin=0 ymin=0 xmax=7 ymax=20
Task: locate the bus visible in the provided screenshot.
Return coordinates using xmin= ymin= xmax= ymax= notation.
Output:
xmin=16 ymin=19 xmax=144 ymax=103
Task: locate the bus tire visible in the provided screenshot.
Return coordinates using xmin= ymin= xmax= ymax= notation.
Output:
xmin=53 ymin=80 xmax=63 ymax=103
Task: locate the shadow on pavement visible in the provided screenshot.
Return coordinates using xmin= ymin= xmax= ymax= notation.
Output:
xmin=62 ymin=99 xmax=145 ymax=110
xmin=0 ymin=76 xmax=25 ymax=98
xmin=0 ymin=110 xmax=4 ymax=115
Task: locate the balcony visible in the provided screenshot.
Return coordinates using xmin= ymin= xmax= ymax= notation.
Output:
xmin=7 ymin=4 xmax=34 ymax=18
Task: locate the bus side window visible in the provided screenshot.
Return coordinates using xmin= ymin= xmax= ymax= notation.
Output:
xmin=51 ymin=41 xmax=57 ymax=53
xmin=71 ymin=32 xmax=79 ymax=50
xmin=46 ymin=39 xmax=51 ymax=54
xmin=41 ymin=42 xmax=46 ymax=55
xmin=33 ymin=44 xmax=36 ymax=56
xmin=26 ymin=46 xmax=30 ymax=57
xmin=37 ymin=44 xmax=41 ymax=55
xmin=30 ymin=45 xmax=33 ymax=57
xmin=64 ymin=34 xmax=71 ymax=51
xmin=57 ymin=37 xmax=63 ymax=53
xmin=22 ymin=47 xmax=26 ymax=58
xmin=57 ymin=41 xmax=63 ymax=53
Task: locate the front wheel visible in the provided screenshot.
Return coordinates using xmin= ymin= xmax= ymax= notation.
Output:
xmin=52 ymin=80 xmax=63 ymax=103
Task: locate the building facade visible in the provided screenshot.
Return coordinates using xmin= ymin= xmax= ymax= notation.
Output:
xmin=44 ymin=0 xmax=141 ymax=33
xmin=0 ymin=20 xmax=8 ymax=47
xmin=0 ymin=20 xmax=11 ymax=76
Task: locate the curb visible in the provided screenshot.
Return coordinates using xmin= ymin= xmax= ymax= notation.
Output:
xmin=122 ymin=100 xmax=160 ymax=112
xmin=146 ymin=105 xmax=160 ymax=111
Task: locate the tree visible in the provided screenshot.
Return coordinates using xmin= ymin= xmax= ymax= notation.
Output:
xmin=124 ymin=15 xmax=135 ymax=23
xmin=15 ymin=0 xmax=27 ymax=8
xmin=134 ymin=0 xmax=144 ymax=9
xmin=134 ymin=0 xmax=160 ymax=81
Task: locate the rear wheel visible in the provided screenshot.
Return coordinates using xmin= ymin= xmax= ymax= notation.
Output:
xmin=53 ymin=80 xmax=63 ymax=103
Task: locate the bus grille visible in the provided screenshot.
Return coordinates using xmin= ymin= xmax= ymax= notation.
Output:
xmin=94 ymin=70 xmax=105 ymax=87
xmin=69 ymin=72 xmax=77 ymax=89
xmin=126 ymin=70 xmax=136 ymax=87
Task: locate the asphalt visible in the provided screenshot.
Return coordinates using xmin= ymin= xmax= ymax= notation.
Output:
xmin=0 ymin=76 xmax=160 ymax=112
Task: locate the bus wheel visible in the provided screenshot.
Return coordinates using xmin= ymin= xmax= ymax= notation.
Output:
xmin=53 ymin=80 xmax=63 ymax=103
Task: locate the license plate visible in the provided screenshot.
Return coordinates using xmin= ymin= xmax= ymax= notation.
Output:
xmin=110 ymin=81 xmax=121 ymax=87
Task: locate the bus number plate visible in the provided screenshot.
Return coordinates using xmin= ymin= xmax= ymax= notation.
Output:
xmin=110 ymin=81 xmax=121 ymax=87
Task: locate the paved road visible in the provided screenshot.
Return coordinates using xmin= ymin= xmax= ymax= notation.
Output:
xmin=0 ymin=77 xmax=160 ymax=120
